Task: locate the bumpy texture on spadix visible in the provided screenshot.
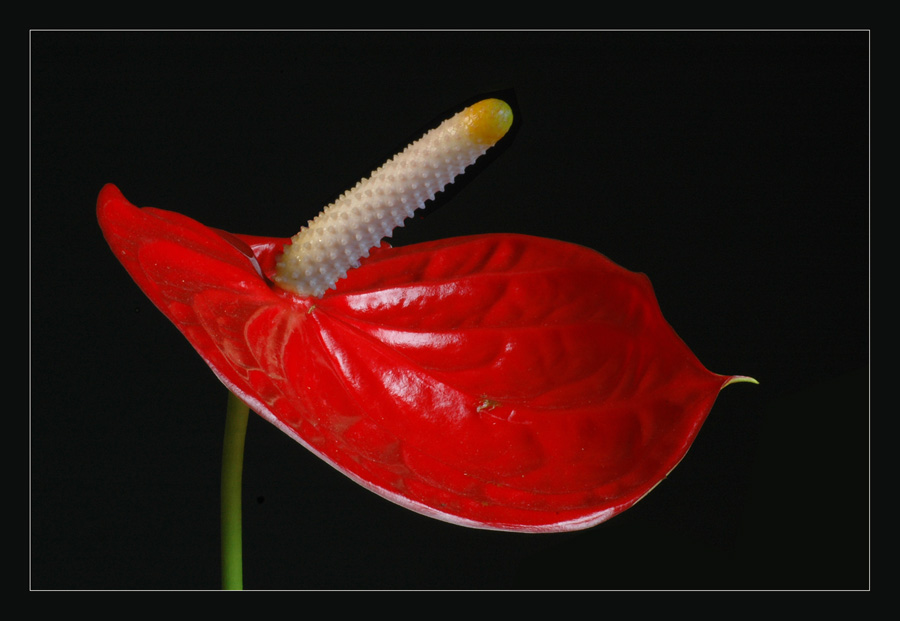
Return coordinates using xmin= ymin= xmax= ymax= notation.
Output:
xmin=275 ymin=99 xmax=513 ymax=297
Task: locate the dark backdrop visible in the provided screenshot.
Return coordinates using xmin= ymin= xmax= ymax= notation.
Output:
xmin=31 ymin=30 xmax=869 ymax=590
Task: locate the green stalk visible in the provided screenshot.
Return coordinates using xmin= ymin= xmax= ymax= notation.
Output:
xmin=221 ymin=391 xmax=249 ymax=590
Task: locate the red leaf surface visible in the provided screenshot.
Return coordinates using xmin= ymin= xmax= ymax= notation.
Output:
xmin=97 ymin=183 xmax=747 ymax=533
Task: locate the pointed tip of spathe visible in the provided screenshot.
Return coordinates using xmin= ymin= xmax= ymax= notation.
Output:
xmin=723 ymin=375 xmax=759 ymax=387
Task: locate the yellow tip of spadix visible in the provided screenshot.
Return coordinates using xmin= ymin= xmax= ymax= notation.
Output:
xmin=462 ymin=99 xmax=513 ymax=145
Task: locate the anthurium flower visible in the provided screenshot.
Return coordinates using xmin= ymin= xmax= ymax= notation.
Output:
xmin=98 ymin=98 xmax=754 ymax=534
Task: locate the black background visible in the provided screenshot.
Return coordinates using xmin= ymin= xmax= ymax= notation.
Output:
xmin=31 ymin=30 xmax=869 ymax=590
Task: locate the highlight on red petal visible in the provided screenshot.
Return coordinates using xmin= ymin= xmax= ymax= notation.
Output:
xmin=97 ymin=184 xmax=754 ymax=533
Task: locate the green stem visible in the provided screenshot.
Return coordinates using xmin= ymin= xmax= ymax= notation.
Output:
xmin=221 ymin=391 xmax=249 ymax=590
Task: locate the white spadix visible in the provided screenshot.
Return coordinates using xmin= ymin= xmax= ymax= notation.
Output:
xmin=273 ymin=99 xmax=514 ymax=298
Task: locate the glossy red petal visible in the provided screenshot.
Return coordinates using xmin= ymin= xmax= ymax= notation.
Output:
xmin=98 ymin=184 xmax=743 ymax=533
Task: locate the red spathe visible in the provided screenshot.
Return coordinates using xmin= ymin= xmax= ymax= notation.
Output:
xmin=97 ymin=183 xmax=740 ymax=533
